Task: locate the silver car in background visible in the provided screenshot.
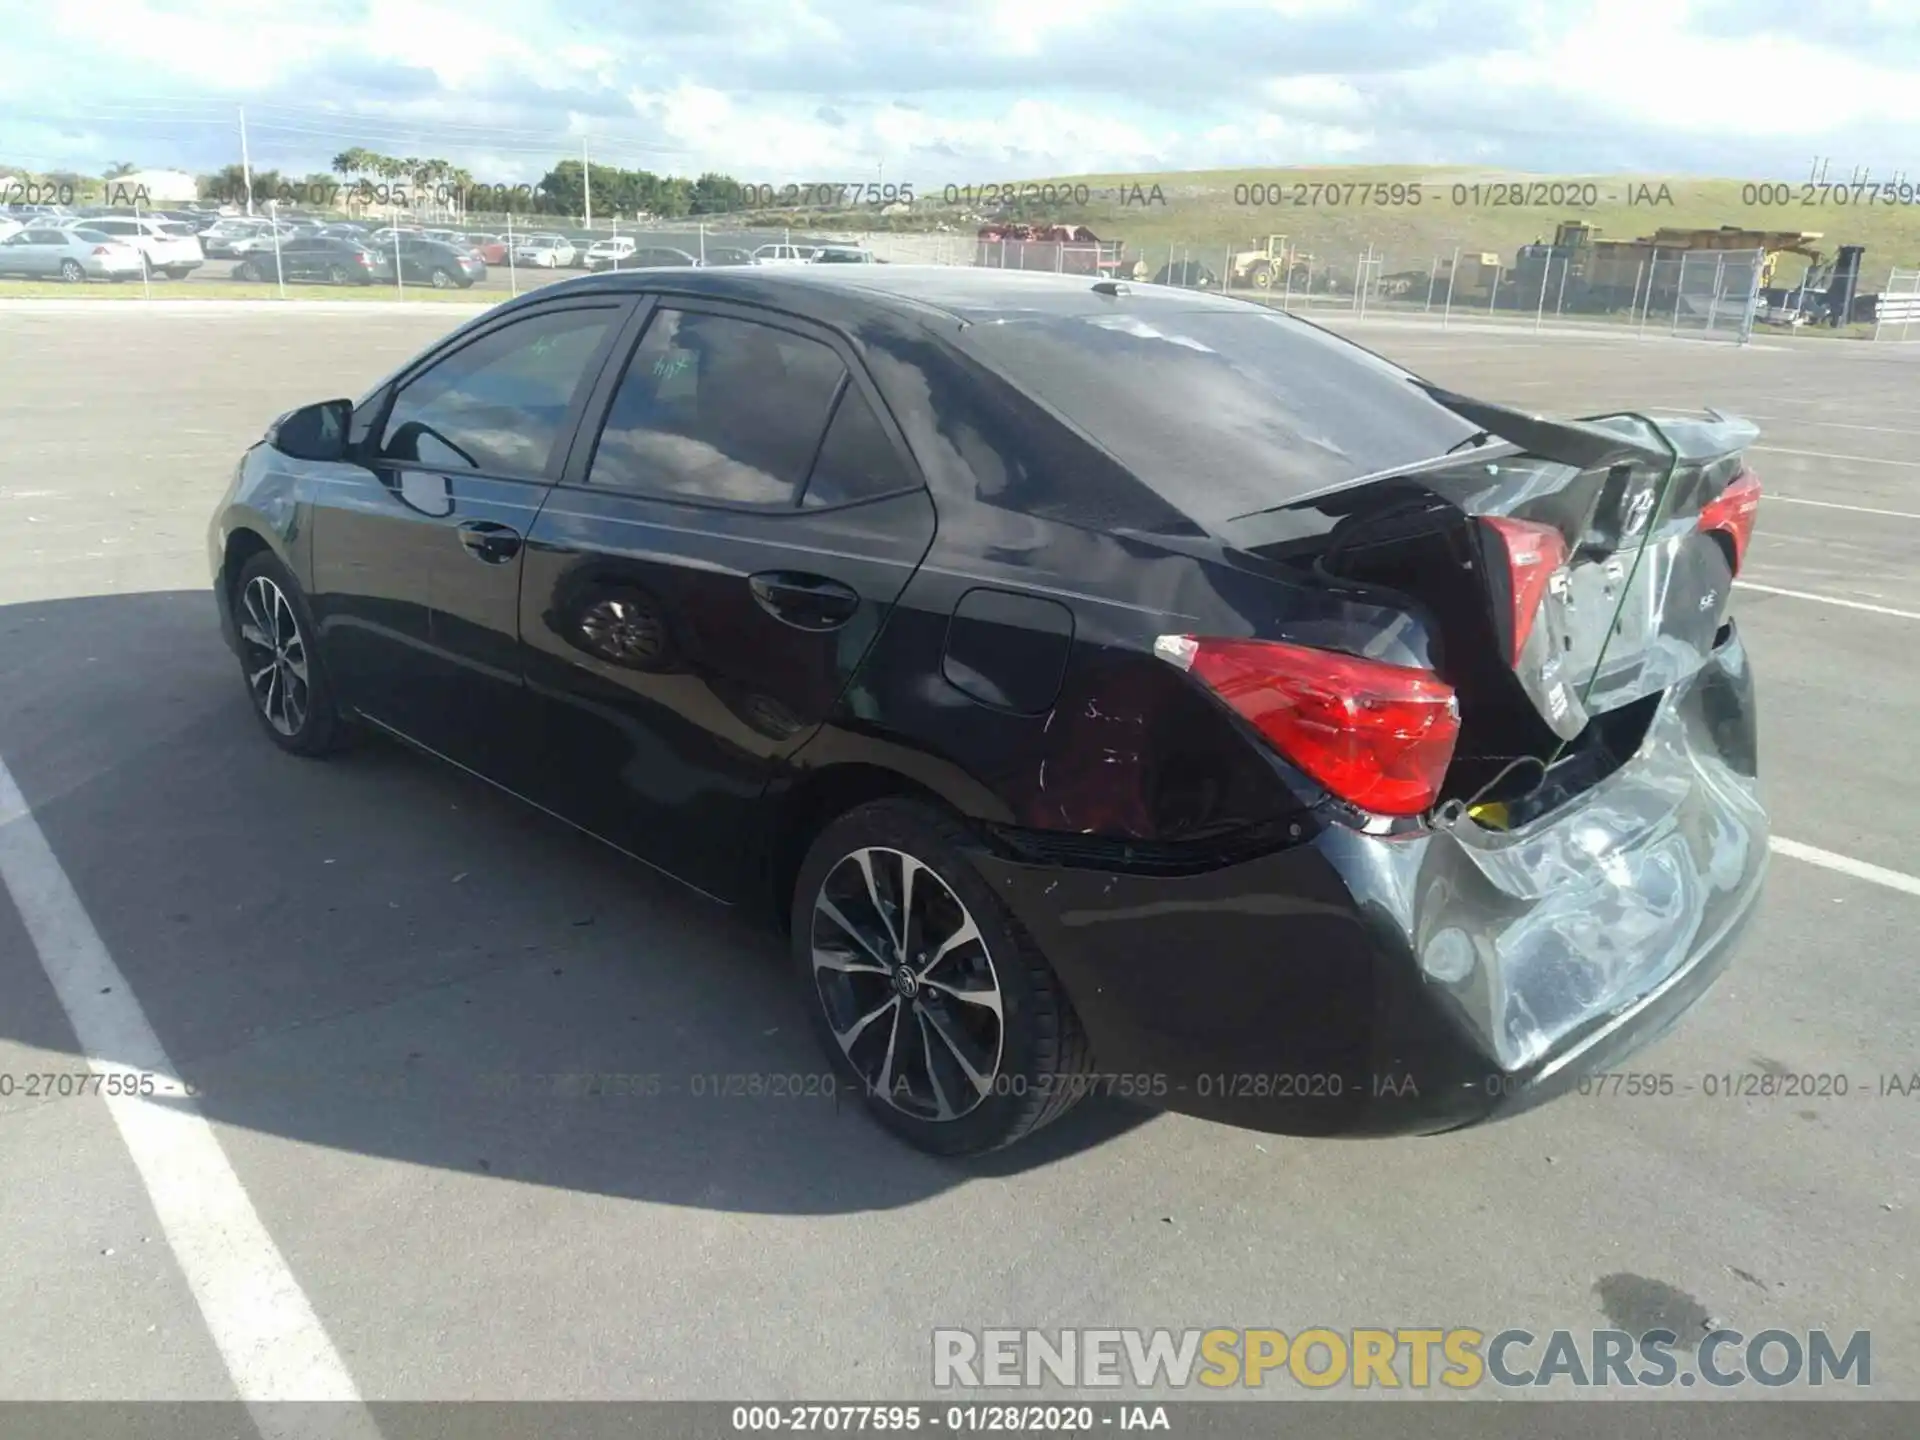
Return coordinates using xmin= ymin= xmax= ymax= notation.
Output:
xmin=0 ymin=225 xmax=146 ymax=281
xmin=513 ymin=234 xmax=576 ymax=267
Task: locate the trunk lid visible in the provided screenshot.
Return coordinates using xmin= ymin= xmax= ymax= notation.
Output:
xmin=1214 ymin=398 xmax=1761 ymax=820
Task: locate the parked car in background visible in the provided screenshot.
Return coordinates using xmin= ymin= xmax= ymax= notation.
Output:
xmin=62 ymin=215 xmax=204 ymax=277
xmin=702 ymin=246 xmax=756 ymax=267
xmin=231 ymin=236 xmax=396 ymax=286
xmin=0 ymin=217 xmax=22 ymax=243
xmin=468 ymin=234 xmax=510 ymax=265
xmin=367 ymin=227 xmax=425 ymax=248
xmin=633 ymin=245 xmax=703 ymax=268
xmin=811 ymin=245 xmax=878 ymax=264
xmin=514 ymin=234 xmax=575 ymax=268
xmin=199 ymin=219 xmax=274 ymax=257
xmin=583 ymin=237 xmax=638 ymax=271
xmin=392 ymin=237 xmax=487 ymax=288
xmin=0 ymin=225 xmax=146 ymax=282
xmin=751 ymin=242 xmax=816 ymax=266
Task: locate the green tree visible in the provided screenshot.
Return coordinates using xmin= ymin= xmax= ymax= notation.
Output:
xmin=103 ymin=161 xmax=139 ymax=180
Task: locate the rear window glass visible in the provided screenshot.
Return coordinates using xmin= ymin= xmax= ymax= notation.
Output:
xmin=959 ymin=310 xmax=1484 ymax=522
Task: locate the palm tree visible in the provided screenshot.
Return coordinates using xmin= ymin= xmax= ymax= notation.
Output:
xmin=445 ymin=166 xmax=474 ymax=221
xmin=103 ymin=161 xmax=138 ymax=180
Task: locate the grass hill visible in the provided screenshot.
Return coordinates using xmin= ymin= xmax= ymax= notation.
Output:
xmin=884 ymin=165 xmax=1920 ymax=288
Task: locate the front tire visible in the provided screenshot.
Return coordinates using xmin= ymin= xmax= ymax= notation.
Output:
xmin=793 ymin=799 xmax=1091 ymax=1156
xmin=232 ymin=552 xmax=348 ymax=757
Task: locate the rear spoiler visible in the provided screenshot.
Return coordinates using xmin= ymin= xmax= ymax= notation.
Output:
xmin=1414 ymin=382 xmax=1760 ymax=469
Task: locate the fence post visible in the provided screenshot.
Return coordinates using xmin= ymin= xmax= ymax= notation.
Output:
xmin=1281 ymin=254 xmax=1294 ymax=311
xmin=1706 ymin=254 xmax=1726 ymax=336
xmin=135 ymin=197 xmax=152 ymax=301
xmin=1352 ymin=252 xmax=1364 ymax=313
xmin=1534 ymin=252 xmax=1550 ymax=332
xmin=1671 ymin=253 xmax=1685 ymax=334
xmin=1630 ymin=259 xmax=1646 ymax=338
xmin=1443 ymin=248 xmax=1458 ymax=329
xmin=1554 ymin=256 xmax=1570 ymax=318
xmin=507 ymin=210 xmax=517 ymax=297
xmin=1488 ymin=266 xmax=1500 ymax=317
xmin=1425 ymin=256 xmax=1437 ymax=314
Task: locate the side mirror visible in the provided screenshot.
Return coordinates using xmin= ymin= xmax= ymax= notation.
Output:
xmin=268 ymin=399 xmax=352 ymax=462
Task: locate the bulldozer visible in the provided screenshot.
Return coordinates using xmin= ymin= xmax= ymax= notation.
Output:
xmin=1226 ymin=234 xmax=1314 ymax=290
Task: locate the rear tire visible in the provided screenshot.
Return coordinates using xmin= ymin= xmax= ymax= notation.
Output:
xmin=60 ymin=259 xmax=85 ymax=283
xmin=429 ymin=267 xmax=453 ymax=289
xmin=235 ymin=260 xmax=261 ymax=282
xmin=792 ymin=798 xmax=1092 ymax=1156
xmin=328 ymin=265 xmax=351 ymax=285
xmin=231 ymin=551 xmax=349 ymax=758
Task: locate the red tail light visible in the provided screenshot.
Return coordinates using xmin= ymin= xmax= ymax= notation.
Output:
xmin=1482 ymin=515 xmax=1570 ymax=666
xmin=91 ymin=246 xmax=112 ymax=256
xmin=1159 ymin=636 xmax=1460 ymax=816
xmin=1698 ymin=466 xmax=1761 ymax=573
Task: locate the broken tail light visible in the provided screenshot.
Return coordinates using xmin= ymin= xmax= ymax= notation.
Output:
xmin=1157 ymin=636 xmax=1460 ymax=816
xmin=1698 ymin=466 xmax=1761 ymax=573
xmin=1482 ymin=515 xmax=1571 ymax=666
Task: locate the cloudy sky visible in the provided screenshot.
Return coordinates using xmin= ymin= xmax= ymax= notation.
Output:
xmin=3 ymin=0 xmax=1917 ymax=185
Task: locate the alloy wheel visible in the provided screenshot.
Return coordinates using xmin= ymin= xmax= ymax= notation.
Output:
xmin=237 ymin=575 xmax=310 ymax=737
xmin=810 ymin=846 xmax=1005 ymax=1122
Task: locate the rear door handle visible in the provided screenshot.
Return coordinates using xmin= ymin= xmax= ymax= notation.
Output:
xmin=457 ymin=519 xmax=522 ymax=564
xmin=749 ymin=571 xmax=860 ymax=630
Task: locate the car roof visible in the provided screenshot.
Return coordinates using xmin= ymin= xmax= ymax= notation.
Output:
xmin=497 ymin=264 xmax=1266 ymax=327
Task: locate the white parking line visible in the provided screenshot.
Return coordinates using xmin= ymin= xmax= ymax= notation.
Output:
xmin=1751 ymin=444 xmax=1920 ymax=469
xmin=1770 ymin=496 xmax=1920 ymax=521
xmin=0 ymin=756 xmax=383 ymax=1435
xmin=1771 ymin=837 xmax=1920 ymax=900
xmin=1745 ymin=415 xmax=1920 ymax=437
xmin=1733 ymin=580 xmax=1920 ymax=620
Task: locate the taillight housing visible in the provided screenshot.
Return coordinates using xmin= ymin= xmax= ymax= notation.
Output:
xmin=1481 ymin=515 xmax=1570 ymax=666
xmin=1157 ymin=636 xmax=1460 ymax=816
xmin=1698 ymin=466 xmax=1761 ymax=573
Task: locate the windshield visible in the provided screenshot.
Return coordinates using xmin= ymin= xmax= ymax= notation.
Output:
xmin=961 ymin=309 xmax=1484 ymax=525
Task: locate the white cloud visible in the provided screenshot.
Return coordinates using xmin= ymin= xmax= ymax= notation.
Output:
xmin=3 ymin=0 xmax=1915 ymax=183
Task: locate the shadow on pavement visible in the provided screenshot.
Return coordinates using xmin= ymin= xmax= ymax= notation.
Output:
xmin=0 ymin=590 xmax=1153 ymax=1217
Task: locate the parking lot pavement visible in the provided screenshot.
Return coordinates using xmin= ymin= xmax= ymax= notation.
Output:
xmin=1 ymin=308 xmax=1917 ymax=1406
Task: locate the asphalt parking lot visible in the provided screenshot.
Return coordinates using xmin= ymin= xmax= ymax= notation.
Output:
xmin=1 ymin=302 xmax=1916 ymax=1416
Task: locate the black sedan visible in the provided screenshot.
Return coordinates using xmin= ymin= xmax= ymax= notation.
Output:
xmin=206 ymin=268 xmax=1769 ymax=1156
xmin=233 ymin=236 xmax=395 ymax=285
xmin=389 ymin=237 xmax=487 ymax=288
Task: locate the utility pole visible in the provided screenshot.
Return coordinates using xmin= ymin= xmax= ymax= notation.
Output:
xmin=582 ymin=136 xmax=592 ymax=229
xmin=239 ymin=106 xmax=254 ymax=215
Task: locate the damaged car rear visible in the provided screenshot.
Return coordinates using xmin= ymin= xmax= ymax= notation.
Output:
xmin=897 ymin=280 xmax=1769 ymax=1146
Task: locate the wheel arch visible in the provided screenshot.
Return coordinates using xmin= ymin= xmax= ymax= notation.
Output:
xmin=762 ymin=761 xmax=966 ymax=938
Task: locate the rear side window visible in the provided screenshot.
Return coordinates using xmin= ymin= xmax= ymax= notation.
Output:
xmin=379 ymin=307 xmax=616 ymax=477
xmin=586 ymin=308 xmax=847 ymax=507
xmin=960 ymin=310 xmax=1484 ymax=523
xmin=801 ymin=387 xmax=915 ymax=508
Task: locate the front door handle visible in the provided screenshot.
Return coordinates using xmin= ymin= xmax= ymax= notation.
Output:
xmin=457 ymin=519 xmax=522 ymax=564
xmin=748 ymin=571 xmax=860 ymax=630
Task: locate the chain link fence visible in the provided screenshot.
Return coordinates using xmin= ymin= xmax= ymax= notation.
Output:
xmin=1873 ymin=267 xmax=1920 ymax=341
